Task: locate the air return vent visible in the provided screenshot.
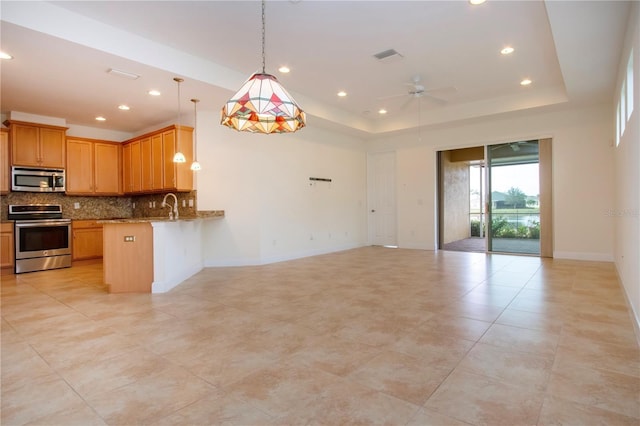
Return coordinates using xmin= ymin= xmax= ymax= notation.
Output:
xmin=373 ymin=49 xmax=403 ymax=62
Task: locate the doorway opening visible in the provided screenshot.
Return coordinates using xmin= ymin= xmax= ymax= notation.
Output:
xmin=438 ymin=140 xmax=550 ymax=256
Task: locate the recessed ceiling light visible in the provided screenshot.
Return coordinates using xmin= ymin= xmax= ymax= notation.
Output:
xmin=0 ymin=51 xmax=13 ymax=60
xmin=337 ymin=91 xmax=347 ymax=97
xmin=501 ymin=46 xmax=514 ymax=55
xmin=469 ymin=0 xmax=486 ymax=5
xmin=148 ymin=90 xmax=161 ymax=96
xmin=95 ymin=116 xmax=106 ymax=121
xmin=118 ymin=105 xmax=130 ymax=111
xmin=278 ymin=66 xmax=290 ymax=73
xmin=378 ymin=108 xmax=388 ymax=115
xmin=520 ymin=78 xmax=532 ymax=86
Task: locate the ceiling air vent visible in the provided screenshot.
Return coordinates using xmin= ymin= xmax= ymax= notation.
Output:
xmin=373 ymin=49 xmax=404 ymax=62
xmin=107 ymin=68 xmax=140 ymax=80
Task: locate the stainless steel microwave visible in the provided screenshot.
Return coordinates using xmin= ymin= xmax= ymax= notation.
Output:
xmin=11 ymin=166 xmax=66 ymax=192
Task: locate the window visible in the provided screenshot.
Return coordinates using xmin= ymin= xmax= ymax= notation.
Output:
xmin=616 ymin=101 xmax=621 ymax=147
xmin=626 ymin=50 xmax=634 ymax=121
xmin=616 ymin=49 xmax=634 ymax=146
xmin=620 ymin=81 xmax=626 ymax=137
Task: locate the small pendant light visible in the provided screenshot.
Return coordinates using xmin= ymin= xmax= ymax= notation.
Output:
xmin=190 ymin=98 xmax=201 ymax=171
xmin=221 ymin=0 xmax=305 ymax=133
xmin=173 ymin=77 xmax=186 ymax=163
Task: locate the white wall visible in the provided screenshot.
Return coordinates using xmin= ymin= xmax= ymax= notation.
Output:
xmin=368 ymin=103 xmax=615 ymax=261
xmin=614 ymin=3 xmax=640 ymax=333
xmin=197 ymin=111 xmax=368 ymax=266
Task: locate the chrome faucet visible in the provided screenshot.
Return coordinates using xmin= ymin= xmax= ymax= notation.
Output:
xmin=161 ymin=193 xmax=179 ymax=220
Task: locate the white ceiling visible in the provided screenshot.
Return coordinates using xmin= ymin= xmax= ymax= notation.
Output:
xmin=0 ymin=1 xmax=632 ymax=139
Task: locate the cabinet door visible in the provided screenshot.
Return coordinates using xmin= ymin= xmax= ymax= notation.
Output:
xmin=130 ymin=140 xmax=142 ymax=193
xmin=39 ymin=128 xmax=66 ymax=168
xmin=123 ymin=143 xmax=132 ymax=193
xmin=175 ymin=126 xmax=194 ymax=191
xmin=151 ymin=134 xmax=164 ymax=191
xmin=72 ymin=227 xmax=103 ymax=260
xmin=94 ymin=142 xmax=121 ymax=194
xmin=0 ymin=223 xmax=14 ymax=268
xmin=1 ymin=130 xmax=9 ymax=193
xmin=162 ymin=130 xmax=176 ymax=189
xmin=66 ymin=139 xmax=94 ymax=193
xmin=11 ymin=124 xmax=40 ymax=166
xmin=140 ymin=137 xmax=152 ymax=191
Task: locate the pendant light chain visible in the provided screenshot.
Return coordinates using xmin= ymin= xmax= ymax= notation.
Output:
xmin=261 ymin=0 xmax=266 ymax=74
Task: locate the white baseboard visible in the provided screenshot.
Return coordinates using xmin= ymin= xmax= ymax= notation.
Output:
xmin=553 ymin=251 xmax=614 ymax=262
xmin=614 ymin=265 xmax=640 ymax=347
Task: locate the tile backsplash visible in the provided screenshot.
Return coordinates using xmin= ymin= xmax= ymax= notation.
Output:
xmin=0 ymin=191 xmax=197 ymax=221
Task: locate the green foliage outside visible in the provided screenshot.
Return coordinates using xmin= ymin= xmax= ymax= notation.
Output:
xmin=470 ymin=217 xmax=540 ymax=239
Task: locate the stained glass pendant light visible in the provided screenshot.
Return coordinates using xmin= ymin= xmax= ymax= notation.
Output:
xmin=173 ymin=77 xmax=186 ymax=163
xmin=221 ymin=0 xmax=306 ymax=133
xmin=190 ymin=98 xmax=201 ymax=171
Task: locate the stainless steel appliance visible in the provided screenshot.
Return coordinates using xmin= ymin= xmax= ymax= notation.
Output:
xmin=11 ymin=166 xmax=65 ymax=192
xmin=9 ymin=204 xmax=72 ymax=274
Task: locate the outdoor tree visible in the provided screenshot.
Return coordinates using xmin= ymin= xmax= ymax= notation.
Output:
xmin=505 ymin=187 xmax=527 ymax=208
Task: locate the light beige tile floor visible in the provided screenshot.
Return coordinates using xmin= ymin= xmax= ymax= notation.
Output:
xmin=1 ymin=247 xmax=639 ymax=425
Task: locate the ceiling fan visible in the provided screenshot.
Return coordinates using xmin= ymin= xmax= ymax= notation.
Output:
xmin=379 ymin=75 xmax=457 ymax=110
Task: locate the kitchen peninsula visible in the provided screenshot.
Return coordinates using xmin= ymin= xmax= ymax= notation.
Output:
xmin=100 ymin=210 xmax=224 ymax=293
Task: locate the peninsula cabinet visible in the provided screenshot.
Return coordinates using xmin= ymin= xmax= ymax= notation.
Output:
xmin=1 ymin=129 xmax=9 ymax=194
xmin=5 ymin=120 xmax=67 ymax=168
xmin=66 ymin=138 xmax=122 ymax=195
xmin=123 ymin=125 xmax=193 ymax=194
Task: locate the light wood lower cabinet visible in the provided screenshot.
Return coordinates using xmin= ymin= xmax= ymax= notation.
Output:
xmin=1 ymin=223 xmax=14 ymax=269
xmin=72 ymin=220 xmax=103 ymax=260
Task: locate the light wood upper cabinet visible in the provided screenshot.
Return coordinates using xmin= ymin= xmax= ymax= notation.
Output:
xmin=1 ymin=129 xmax=9 ymax=194
xmin=141 ymin=137 xmax=152 ymax=191
xmin=66 ymin=138 xmax=93 ymax=193
xmin=151 ymin=134 xmax=164 ymax=191
xmin=123 ymin=125 xmax=192 ymax=194
xmin=162 ymin=126 xmax=193 ymax=192
xmin=123 ymin=143 xmax=132 ymax=193
xmin=66 ymin=137 xmax=121 ymax=195
xmin=94 ymin=142 xmax=121 ymax=194
xmin=7 ymin=121 xmax=66 ymax=168
xmin=130 ymin=140 xmax=142 ymax=193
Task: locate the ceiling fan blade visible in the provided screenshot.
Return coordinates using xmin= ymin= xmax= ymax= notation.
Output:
xmin=424 ymin=85 xmax=457 ymax=97
xmin=421 ymin=92 xmax=447 ymax=105
xmin=377 ymin=93 xmax=407 ymax=101
xmin=399 ymin=96 xmax=416 ymax=110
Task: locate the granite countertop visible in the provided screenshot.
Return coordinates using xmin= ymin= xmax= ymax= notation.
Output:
xmin=97 ymin=210 xmax=224 ymax=224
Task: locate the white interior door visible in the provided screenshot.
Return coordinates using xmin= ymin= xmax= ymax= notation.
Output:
xmin=368 ymin=151 xmax=397 ymax=246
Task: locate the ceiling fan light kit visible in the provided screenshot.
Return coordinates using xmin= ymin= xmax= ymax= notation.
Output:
xmin=221 ymin=0 xmax=306 ymax=134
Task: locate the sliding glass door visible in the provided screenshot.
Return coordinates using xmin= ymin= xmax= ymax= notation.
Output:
xmin=486 ymin=141 xmax=541 ymax=255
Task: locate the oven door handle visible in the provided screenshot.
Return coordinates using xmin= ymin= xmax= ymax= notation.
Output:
xmin=15 ymin=220 xmax=71 ymax=228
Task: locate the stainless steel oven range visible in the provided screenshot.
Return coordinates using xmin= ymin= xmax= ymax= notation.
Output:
xmin=8 ymin=204 xmax=72 ymax=274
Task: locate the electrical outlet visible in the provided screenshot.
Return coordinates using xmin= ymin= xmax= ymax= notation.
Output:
xmin=182 ymin=199 xmax=186 ymax=207
xmin=149 ymin=202 xmax=152 ymax=208
xmin=132 ymin=202 xmax=136 ymax=209
xmin=73 ymin=202 xmax=80 ymax=209
xmin=152 ymin=201 xmax=156 ymax=208
xmin=189 ymin=199 xmax=194 ymax=207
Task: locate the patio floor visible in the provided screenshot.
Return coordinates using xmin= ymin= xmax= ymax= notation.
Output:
xmin=443 ymin=237 xmax=540 ymax=255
